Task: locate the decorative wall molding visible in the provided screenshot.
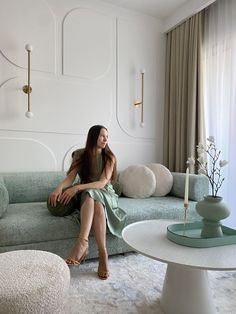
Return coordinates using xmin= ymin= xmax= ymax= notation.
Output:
xmin=0 ymin=137 xmax=57 ymax=172
xmin=0 ymin=0 xmax=165 ymax=172
xmin=111 ymin=140 xmax=158 ymax=171
xmin=116 ymin=18 xmax=164 ymax=139
xmin=0 ymin=0 xmax=56 ymax=73
xmin=62 ymin=140 xmax=158 ymax=172
xmin=0 ymin=76 xmax=113 ymax=134
xmin=62 ymin=7 xmax=114 ymax=79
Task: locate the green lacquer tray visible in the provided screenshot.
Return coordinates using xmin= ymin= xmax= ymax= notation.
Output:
xmin=167 ymin=222 xmax=236 ymax=248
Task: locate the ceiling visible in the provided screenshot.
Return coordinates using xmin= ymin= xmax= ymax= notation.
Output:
xmin=101 ymin=0 xmax=191 ymax=19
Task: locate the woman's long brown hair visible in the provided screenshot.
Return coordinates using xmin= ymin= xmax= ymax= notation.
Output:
xmin=68 ymin=125 xmax=117 ymax=183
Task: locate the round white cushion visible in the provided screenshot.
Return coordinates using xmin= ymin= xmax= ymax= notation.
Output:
xmin=0 ymin=250 xmax=70 ymax=314
xmin=147 ymin=163 xmax=173 ymax=196
xmin=119 ymin=164 xmax=156 ymax=198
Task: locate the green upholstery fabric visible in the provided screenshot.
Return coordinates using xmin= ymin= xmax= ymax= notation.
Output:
xmin=0 ymin=179 xmax=9 ymax=218
xmin=119 ymin=196 xmax=201 ymax=226
xmin=0 ymin=171 xmax=208 ymax=259
xmin=0 ymin=197 xmax=200 ymax=248
xmin=2 ymin=172 xmax=67 ymax=204
xmin=0 ymin=202 xmax=79 ymax=247
xmin=170 ymin=172 xmax=209 ymax=201
xmin=0 ymin=232 xmax=130 ymax=260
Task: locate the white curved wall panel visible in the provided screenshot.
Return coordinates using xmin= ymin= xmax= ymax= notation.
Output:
xmin=0 ymin=0 xmax=55 ymax=73
xmin=0 ymin=138 xmax=57 ymax=172
xmin=117 ymin=19 xmax=162 ymax=139
xmin=112 ymin=141 xmax=157 ymax=171
xmin=0 ymin=77 xmax=112 ymax=134
xmin=63 ymin=8 xmax=114 ymax=79
xmin=63 ymin=140 xmax=157 ymax=172
xmin=0 ymin=0 xmax=164 ymax=173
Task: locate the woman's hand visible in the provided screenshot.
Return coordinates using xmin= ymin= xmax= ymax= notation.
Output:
xmin=60 ymin=185 xmax=79 ymax=205
xmin=48 ymin=187 xmax=63 ymax=207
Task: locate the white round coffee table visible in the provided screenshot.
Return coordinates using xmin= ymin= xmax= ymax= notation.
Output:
xmin=122 ymin=219 xmax=236 ymax=314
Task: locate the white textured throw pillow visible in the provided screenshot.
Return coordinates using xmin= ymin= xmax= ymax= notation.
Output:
xmin=119 ymin=165 xmax=156 ymax=198
xmin=147 ymin=163 xmax=173 ymax=196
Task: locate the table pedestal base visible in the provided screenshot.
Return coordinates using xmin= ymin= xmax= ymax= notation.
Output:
xmin=160 ymin=264 xmax=216 ymax=314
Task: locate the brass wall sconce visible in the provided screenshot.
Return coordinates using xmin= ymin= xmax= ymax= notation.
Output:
xmin=134 ymin=69 xmax=145 ymax=127
xmin=22 ymin=44 xmax=33 ymax=118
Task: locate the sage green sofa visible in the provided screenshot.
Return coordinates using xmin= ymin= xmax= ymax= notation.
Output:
xmin=0 ymin=171 xmax=208 ymax=259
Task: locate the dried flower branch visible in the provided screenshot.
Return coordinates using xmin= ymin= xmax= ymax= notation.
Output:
xmin=187 ymin=136 xmax=228 ymax=197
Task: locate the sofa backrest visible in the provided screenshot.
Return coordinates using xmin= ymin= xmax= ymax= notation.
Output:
xmin=170 ymin=172 xmax=209 ymax=201
xmin=0 ymin=170 xmax=209 ymax=204
xmin=1 ymin=172 xmax=66 ymax=204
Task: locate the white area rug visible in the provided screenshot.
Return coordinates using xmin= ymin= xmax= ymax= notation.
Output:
xmin=65 ymin=252 xmax=236 ymax=314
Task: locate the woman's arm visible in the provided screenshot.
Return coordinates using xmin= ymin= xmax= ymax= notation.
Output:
xmin=48 ymin=168 xmax=77 ymax=207
xmin=59 ymin=157 xmax=115 ymax=205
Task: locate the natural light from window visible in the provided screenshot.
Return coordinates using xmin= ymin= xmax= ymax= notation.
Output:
xmin=203 ymin=0 xmax=236 ymax=227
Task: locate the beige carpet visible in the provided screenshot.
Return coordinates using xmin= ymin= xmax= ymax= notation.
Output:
xmin=64 ymin=252 xmax=236 ymax=314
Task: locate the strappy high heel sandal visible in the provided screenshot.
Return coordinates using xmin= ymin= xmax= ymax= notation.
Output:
xmin=65 ymin=237 xmax=89 ymax=266
xmin=97 ymin=250 xmax=109 ymax=280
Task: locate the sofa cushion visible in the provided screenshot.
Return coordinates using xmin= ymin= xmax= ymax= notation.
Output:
xmin=119 ymin=165 xmax=156 ymax=198
xmin=0 ymin=182 xmax=9 ymax=218
xmin=170 ymin=172 xmax=209 ymax=201
xmin=0 ymin=202 xmax=80 ymax=247
xmin=147 ymin=163 xmax=173 ymax=196
xmin=2 ymin=172 xmax=66 ymax=204
xmin=47 ymin=199 xmax=77 ymax=217
xmin=0 ymin=196 xmax=202 ymax=248
xmin=118 ymin=196 xmax=201 ymax=225
xmin=47 ymin=186 xmax=78 ymax=217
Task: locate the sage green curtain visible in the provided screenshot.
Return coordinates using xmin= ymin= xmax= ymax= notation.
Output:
xmin=163 ymin=11 xmax=206 ymax=173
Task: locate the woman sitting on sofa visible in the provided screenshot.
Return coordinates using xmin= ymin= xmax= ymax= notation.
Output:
xmin=48 ymin=125 xmax=127 ymax=280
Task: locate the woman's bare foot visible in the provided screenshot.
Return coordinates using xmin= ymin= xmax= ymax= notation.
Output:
xmin=65 ymin=237 xmax=89 ymax=266
xmin=97 ymin=249 xmax=109 ymax=280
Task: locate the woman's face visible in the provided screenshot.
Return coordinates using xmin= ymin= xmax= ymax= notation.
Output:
xmin=97 ymin=128 xmax=108 ymax=149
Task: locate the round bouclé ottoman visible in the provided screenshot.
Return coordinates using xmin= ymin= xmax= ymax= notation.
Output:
xmin=0 ymin=250 xmax=70 ymax=314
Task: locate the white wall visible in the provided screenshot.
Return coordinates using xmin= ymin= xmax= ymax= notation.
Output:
xmin=0 ymin=0 xmax=165 ymax=172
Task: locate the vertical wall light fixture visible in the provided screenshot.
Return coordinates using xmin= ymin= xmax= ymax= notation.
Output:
xmin=134 ymin=69 xmax=145 ymax=127
xmin=22 ymin=44 xmax=33 ymax=118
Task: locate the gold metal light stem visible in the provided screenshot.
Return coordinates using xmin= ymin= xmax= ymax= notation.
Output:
xmin=27 ymin=49 xmax=30 ymax=112
xmin=22 ymin=44 xmax=33 ymax=118
xmin=134 ymin=70 xmax=145 ymax=126
xmin=141 ymin=72 xmax=144 ymax=125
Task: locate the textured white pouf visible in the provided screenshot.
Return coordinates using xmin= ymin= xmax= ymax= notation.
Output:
xmin=0 ymin=250 xmax=70 ymax=314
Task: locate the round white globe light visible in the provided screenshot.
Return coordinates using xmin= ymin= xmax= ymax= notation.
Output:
xmin=140 ymin=122 xmax=145 ymax=128
xmin=25 ymin=111 xmax=34 ymax=118
xmin=25 ymin=44 xmax=33 ymax=52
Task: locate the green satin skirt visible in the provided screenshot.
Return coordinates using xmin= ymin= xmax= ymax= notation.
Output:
xmin=79 ymin=183 xmax=127 ymax=238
